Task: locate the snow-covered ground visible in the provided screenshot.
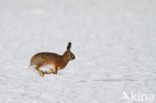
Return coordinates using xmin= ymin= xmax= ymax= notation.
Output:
xmin=0 ymin=0 xmax=156 ymax=103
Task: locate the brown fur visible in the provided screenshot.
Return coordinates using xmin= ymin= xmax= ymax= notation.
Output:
xmin=29 ymin=42 xmax=75 ymax=76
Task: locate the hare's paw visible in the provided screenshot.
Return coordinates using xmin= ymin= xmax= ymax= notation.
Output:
xmin=52 ymin=71 xmax=57 ymax=74
xmin=39 ymin=71 xmax=44 ymax=77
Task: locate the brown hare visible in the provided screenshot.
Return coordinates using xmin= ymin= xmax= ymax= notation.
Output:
xmin=28 ymin=42 xmax=75 ymax=77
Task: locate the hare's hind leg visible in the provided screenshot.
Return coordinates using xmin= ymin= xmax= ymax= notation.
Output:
xmin=35 ymin=65 xmax=44 ymax=77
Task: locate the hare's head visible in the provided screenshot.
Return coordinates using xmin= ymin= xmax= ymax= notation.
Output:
xmin=63 ymin=42 xmax=75 ymax=61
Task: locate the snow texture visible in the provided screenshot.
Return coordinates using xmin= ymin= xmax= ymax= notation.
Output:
xmin=0 ymin=0 xmax=156 ymax=103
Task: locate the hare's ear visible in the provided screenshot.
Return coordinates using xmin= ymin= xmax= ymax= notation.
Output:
xmin=67 ymin=42 xmax=72 ymax=51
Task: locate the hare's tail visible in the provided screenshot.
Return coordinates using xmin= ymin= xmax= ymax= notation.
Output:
xmin=27 ymin=65 xmax=36 ymax=71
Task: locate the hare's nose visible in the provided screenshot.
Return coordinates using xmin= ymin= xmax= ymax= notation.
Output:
xmin=72 ymin=55 xmax=75 ymax=59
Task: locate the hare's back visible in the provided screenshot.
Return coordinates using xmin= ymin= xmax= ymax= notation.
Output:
xmin=31 ymin=52 xmax=61 ymax=65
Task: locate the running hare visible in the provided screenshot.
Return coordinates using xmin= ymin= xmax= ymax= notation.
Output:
xmin=29 ymin=42 xmax=75 ymax=76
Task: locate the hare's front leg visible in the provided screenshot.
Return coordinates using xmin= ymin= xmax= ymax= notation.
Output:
xmin=35 ymin=66 xmax=44 ymax=77
xmin=52 ymin=67 xmax=58 ymax=74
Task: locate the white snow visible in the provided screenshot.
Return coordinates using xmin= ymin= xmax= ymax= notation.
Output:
xmin=0 ymin=0 xmax=156 ymax=103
